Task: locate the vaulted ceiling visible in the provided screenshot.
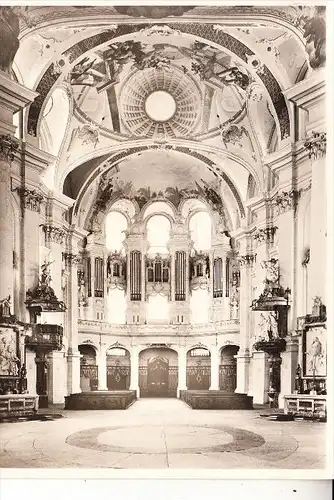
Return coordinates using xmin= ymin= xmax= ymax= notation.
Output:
xmin=12 ymin=5 xmax=325 ymax=230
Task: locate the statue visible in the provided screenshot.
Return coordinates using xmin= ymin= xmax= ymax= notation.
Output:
xmin=0 ymin=7 xmax=20 ymax=73
xmin=230 ymin=295 xmax=239 ymax=320
xmin=0 ymin=295 xmax=11 ymax=317
xmin=258 ymin=311 xmax=279 ymax=340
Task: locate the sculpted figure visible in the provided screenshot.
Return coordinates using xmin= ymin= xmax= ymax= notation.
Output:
xmin=0 ymin=7 xmax=20 ymax=73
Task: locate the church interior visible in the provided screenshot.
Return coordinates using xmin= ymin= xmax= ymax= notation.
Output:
xmin=0 ymin=5 xmax=330 ymax=470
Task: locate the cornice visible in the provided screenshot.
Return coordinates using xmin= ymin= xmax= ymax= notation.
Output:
xmin=283 ymin=70 xmax=325 ymax=111
xmin=264 ymin=140 xmax=311 ymax=174
xmin=0 ymin=70 xmax=38 ymax=114
xmin=12 ymin=142 xmax=56 ymax=175
xmin=46 ymin=190 xmax=75 ymax=211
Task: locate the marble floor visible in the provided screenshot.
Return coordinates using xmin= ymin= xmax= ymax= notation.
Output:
xmin=0 ymin=399 xmax=327 ymax=470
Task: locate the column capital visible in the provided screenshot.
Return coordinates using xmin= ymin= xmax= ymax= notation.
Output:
xmin=238 ymin=253 xmax=256 ymax=268
xmin=15 ymin=187 xmax=44 ymax=212
xmin=304 ymin=131 xmax=326 ymax=160
xmin=42 ymin=224 xmax=66 ymax=245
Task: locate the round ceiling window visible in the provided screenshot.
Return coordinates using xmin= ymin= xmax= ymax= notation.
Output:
xmin=144 ymin=90 xmax=177 ymax=122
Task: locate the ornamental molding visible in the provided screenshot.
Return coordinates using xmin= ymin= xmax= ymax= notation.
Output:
xmin=220 ymin=124 xmax=248 ymax=148
xmin=15 ymin=187 xmax=44 ymax=212
xmin=253 ymin=226 xmax=278 ymax=245
xmin=274 ymin=183 xmax=311 ymax=215
xmin=139 ymin=24 xmax=182 ymax=37
xmin=238 ymin=253 xmax=256 ymax=267
xmin=261 ymin=258 xmax=279 ymax=285
xmin=0 ymin=134 xmax=19 ymax=163
xmin=42 ymin=224 xmax=66 ymax=244
xmin=304 ymin=131 xmax=326 ymax=160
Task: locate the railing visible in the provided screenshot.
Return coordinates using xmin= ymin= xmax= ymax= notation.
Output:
xmin=25 ymin=324 xmax=63 ymax=351
xmin=78 ymin=319 xmax=239 ymax=336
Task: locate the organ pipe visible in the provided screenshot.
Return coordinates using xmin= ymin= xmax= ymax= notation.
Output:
xmin=175 ymin=251 xmax=186 ymax=301
xmin=130 ymin=250 xmax=141 ymax=300
xmin=213 ymin=257 xmax=223 ymax=298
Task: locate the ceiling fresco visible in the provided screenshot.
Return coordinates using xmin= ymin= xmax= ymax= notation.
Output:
xmin=94 ymin=150 xmax=225 ymax=212
xmin=1 ymin=5 xmax=325 ymax=234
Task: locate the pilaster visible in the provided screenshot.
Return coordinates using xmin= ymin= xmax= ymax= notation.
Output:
xmin=177 ymin=346 xmax=187 ymax=396
xmin=209 ymin=345 xmax=220 ymax=390
xmin=47 ymin=350 xmax=67 ymax=405
xmin=97 ymin=342 xmax=108 ymax=391
xmin=250 ymin=350 xmax=269 ymax=404
xmin=129 ymin=345 xmax=139 ymax=397
xmin=279 ymin=336 xmax=299 ymax=408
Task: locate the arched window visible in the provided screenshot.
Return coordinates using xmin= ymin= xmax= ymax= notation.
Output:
xmin=105 ymin=211 xmax=127 ymax=252
xmin=147 ymin=215 xmax=171 ymax=255
xmin=190 ymin=288 xmax=210 ymax=324
xmin=189 ymin=211 xmax=212 ymax=251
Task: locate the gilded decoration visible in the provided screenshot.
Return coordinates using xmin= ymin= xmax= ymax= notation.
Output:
xmin=253 ymin=226 xmax=278 ymax=245
xmin=42 ymin=224 xmax=66 ymax=244
xmin=238 ymin=254 xmax=256 ymax=267
xmin=15 ymin=187 xmax=43 ymax=212
xmin=304 ymin=131 xmax=326 ymax=160
xmin=0 ymin=7 xmax=20 ymax=73
xmin=274 ymin=189 xmax=298 ymax=215
xmin=26 ymin=261 xmax=66 ymax=312
xmin=0 ymin=134 xmax=19 ymax=163
xmin=294 ymin=6 xmax=326 ymax=69
xmin=62 ymin=252 xmax=80 ymax=268
xmin=251 ymin=258 xmax=290 ymax=312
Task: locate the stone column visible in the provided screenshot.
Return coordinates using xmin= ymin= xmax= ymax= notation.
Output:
xmin=47 ymin=351 xmax=67 ymax=405
xmin=129 ymin=345 xmax=139 ymax=397
xmin=0 ymin=146 xmax=14 ymax=300
xmin=284 ymin=71 xmax=326 ymax=311
xmin=26 ymin=349 xmax=37 ymax=395
xmin=209 ymin=345 xmax=220 ymax=390
xmin=64 ymin=250 xmax=82 ymax=395
xmin=233 ymin=229 xmax=254 ymax=394
xmin=97 ymin=342 xmax=108 ymax=391
xmin=235 ymin=353 xmax=250 ymax=394
xmin=177 ymin=346 xmax=187 ymax=396
xmin=0 ymin=72 xmax=38 ymax=304
xmin=308 ymin=151 xmax=326 ymax=306
xmin=251 ymin=350 xmax=269 ymax=404
xmin=279 ymin=336 xmax=299 ymax=408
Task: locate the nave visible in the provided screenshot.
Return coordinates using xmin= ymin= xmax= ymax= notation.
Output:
xmin=0 ymin=399 xmax=326 ymax=470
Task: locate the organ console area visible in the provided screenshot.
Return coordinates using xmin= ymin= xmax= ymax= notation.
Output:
xmin=77 ymin=205 xmax=239 ymax=326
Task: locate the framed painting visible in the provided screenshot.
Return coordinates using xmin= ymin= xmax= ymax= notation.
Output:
xmin=302 ymin=323 xmax=327 ymax=378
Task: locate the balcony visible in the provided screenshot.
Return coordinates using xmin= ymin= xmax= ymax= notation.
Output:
xmin=78 ymin=319 xmax=239 ymax=336
xmin=25 ymin=324 xmax=64 ymax=352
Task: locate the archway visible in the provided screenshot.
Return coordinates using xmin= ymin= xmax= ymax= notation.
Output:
xmin=106 ymin=347 xmax=131 ymax=390
xmin=78 ymin=344 xmax=98 ymax=392
xmin=139 ymin=347 xmax=178 ymax=397
xmin=186 ymin=347 xmax=211 ymax=390
xmin=219 ymin=345 xmax=239 ymax=392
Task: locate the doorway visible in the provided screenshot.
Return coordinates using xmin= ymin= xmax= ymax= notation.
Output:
xmin=219 ymin=345 xmax=239 ymax=392
xmin=139 ymin=348 xmax=178 ymax=397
